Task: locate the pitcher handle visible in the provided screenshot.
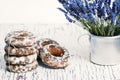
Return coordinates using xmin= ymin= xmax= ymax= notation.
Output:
xmin=77 ymin=32 xmax=90 ymax=45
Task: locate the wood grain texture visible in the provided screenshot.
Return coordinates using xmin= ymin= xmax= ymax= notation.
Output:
xmin=0 ymin=23 xmax=120 ymax=80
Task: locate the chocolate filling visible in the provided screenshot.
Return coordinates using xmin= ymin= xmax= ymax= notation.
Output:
xmin=6 ymin=63 xmax=27 ymax=66
xmin=48 ymin=45 xmax=64 ymax=57
xmin=42 ymin=41 xmax=52 ymax=47
xmin=18 ymin=33 xmax=29 ymax=37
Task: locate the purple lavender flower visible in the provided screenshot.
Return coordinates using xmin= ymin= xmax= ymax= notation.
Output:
xmin=59 ymin=0 xmax=120 ymax=23
xmin=58 ymin=0 xmax=120 ymax=36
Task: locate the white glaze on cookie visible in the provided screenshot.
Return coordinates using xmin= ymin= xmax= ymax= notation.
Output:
xmin=4 ymin=53 xmax=37 ymax=64
xmin=5 ymin=31 xmax=36 ymax=47
xmin=6 ymin=60 xmax=38 ymax=73
xmin=40 ymin=44 xmax=70 ymax=68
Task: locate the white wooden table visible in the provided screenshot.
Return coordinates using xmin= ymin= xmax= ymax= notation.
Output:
xmin=0 ymin=23 xmax=120 ymax=80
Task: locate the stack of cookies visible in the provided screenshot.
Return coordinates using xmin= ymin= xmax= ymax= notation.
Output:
xmin=4 ymin=31 xmax=38 ymax=73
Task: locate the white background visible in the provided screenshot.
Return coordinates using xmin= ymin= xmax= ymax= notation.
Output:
xmin=0 ymin=0 xmax=68 ymax=23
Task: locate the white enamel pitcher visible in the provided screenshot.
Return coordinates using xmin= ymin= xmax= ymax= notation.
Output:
xmin=79 ymin=33 xmax=120 ymax=65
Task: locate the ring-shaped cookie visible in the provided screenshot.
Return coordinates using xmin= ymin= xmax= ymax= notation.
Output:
xmin=40 ymin=44 xmax=69 ymax=68
xmin=6 ymin=61 xmax=38 ymax=73
xmin=5 ymin=31 xmax=36 ymax=47
xmin=5 ymin=45 xmax=37 ymax=56
xmin=37 ymin=38 xmax=59 ymax=49
xmin=4 ymin=53 xmax=37 ymax=64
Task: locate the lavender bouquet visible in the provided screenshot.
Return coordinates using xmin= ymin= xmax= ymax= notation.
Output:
xmin=58 ymin=0 xmax=120 ymax=36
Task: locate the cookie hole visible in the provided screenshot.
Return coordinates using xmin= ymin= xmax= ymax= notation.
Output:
xmin=48 ymin=45 xmax=64 ymax=57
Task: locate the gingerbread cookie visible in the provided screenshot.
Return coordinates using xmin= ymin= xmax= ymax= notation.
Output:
xmin=5 ymin=31 xmax=36 ymax=47
xmin=6 ymin=61 xmax=38 ymax=73
xmin=4 ymin=53 xmax=37 ymax=64
xmin=36 ymin=38 xmax=59 ymax=50
xmin=40 ymin=44 xmax=70 ymax=68
xmin=5 ymin=45 xmax=37 ymax=56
